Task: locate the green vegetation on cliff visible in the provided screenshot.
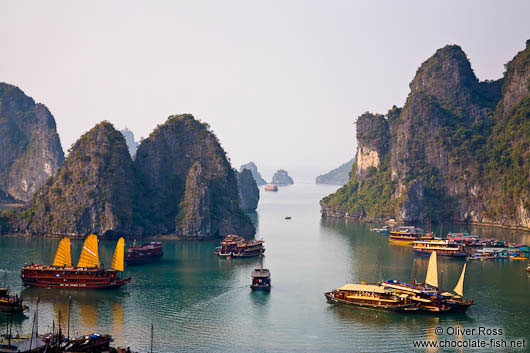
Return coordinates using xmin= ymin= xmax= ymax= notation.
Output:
xmin=321 ymin=41 xmax=530 ymax=228
xmin=18 ymin=121 xmax=136 ymax=237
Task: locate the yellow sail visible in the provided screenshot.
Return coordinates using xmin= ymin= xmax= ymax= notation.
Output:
xmin=453 ymin=263 xmax=466 ymax=297
xmin=53 ymin=237 xmax=72 ymax=267
xmin=76 ymin=234 xmax=99 ymax=268
xmin=425 ymin=251 xmax=438 ymax=288
xmin=110 ymin=237 xmax=125 ymax=272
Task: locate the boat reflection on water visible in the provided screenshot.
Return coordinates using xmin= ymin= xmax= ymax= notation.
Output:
xmin=21 ymin=287 xmax=127 ymax=337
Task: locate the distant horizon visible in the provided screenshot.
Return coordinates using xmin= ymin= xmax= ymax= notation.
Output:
xmin=2 ymin=0 xmax=529 ymax=176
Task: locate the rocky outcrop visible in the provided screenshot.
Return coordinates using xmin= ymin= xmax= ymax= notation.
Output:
xmin=0 ymin=83 xmax=64 ymax=202
xmin=240 ymin=162 xmax=267 ymax=185
xmin=271 ymin=169 xmax=294 ymax=185
xmin=17 ymin=122 xmax=136 ymax=237
xmin=135 ymin=114 xmax=255 ymax=238
xmin=315 ymin=159 xmax=354 ymax=185
xmin=321 ymin=40 xmax=530 ymax=230
xmin=237 ymin=169 xmax=259 ymax=212
xmin=120 ymin=128 xmax=139 ymax=157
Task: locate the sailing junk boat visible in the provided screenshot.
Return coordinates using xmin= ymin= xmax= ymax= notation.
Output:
xmin=384 ymin=252 xmax=474 ymax=313
xmin=21 ymin=235 xmax=130 ymax=289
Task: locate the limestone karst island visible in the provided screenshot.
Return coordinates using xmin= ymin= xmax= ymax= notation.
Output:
xmin=0 ymin=2 xmax=529 ymax=352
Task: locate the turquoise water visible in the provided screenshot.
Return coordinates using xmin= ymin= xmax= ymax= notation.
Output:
xmin=1 ymin=183 xmax=530 ymax=352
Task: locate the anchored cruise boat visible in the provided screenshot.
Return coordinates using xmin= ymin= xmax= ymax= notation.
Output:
xmin=21 ymin=235 xmax=130 ymax=289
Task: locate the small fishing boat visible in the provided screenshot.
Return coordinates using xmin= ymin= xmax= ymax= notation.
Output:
xmin=0 ymin=288 xmax=27 ymax=314
xmin=21 ymin=235 xmax=130 ymax=289
xmin=285 ymin=216 xmax=291 ymax=220
xmin=251 ymin=258 xmax=271 ymax=292
xmin=215 ymin=235 xmax=265 ymax=258
xmin=370 ymin=226 xmax=390 ymax=234
xmin=413 ymin=239 xmax=467 ymax=257
xmin=126 ymin=241 xmax=163 ymax=265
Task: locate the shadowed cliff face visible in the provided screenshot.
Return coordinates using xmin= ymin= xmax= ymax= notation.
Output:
xmin=237 ymin=169 xmax=259 ymax=212
xmin=135 ymin=114 xmax=255 ymax=238
xmin=0 ymin=83 xmax=64 ymax=202
xmin=18 ymin=121 xmax=136 ymax=237
xmin=240 ymin=162 xmax=267 ymax=185
xmin=322 ymin=41 xmax=530 ymax=230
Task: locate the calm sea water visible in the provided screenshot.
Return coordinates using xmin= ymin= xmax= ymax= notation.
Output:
xmin=1 ymin=183 xmax=530 ymax=352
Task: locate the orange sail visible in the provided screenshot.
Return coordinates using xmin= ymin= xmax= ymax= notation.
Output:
xmin=77 ymin=234 xmax=99 ymax=268
xmin=110 ymin=237 xmax=125 ymax=272
xmin=53 ymin=237 xmax=72 ymax=267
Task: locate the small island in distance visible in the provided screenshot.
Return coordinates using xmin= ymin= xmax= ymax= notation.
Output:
xmin=315 ymin=158 xmax=354 ymax=185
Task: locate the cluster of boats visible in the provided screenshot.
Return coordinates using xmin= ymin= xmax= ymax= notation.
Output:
xmin=326 ymin=251 xmax=473 ymax=313
xmin=371 ymin=226 xmax=530 ymax=262
xmin=215 ymin=234 xmax=271 ymax=291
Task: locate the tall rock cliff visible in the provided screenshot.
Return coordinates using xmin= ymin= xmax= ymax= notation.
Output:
xmin=240 ymin=162 xmax=267 ymax=185
xmin=237 ymin=169 xmax=259 ymax=212
xmin=17 ymin=121 xmax=136 ymax=237
xmin=0 ymin=83 xmax=64 ymax=202
xmin=316 ymin=158 xmax=354 ymax=185
xmin=135 ymin=114 xmax=255 ymax=238
xmin=322 ymin=40 xmax=530 ymax=230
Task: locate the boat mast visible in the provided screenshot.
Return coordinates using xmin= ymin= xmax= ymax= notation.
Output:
xmin=150 ymin=322 xmax=154 ymax=353
xmin=411 ymin=258 xmax=417 ymax=285
xmin=378 ymin=248 xmax=382 ymax=283
xmin=67 ymin=295 xmax=72 ymax=340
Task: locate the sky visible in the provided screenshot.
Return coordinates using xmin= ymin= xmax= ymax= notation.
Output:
xmin=1 ymin=1 xmax=529 ymax=181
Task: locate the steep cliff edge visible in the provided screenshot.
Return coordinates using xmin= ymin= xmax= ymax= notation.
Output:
xmin=237 ymin=169 xmax=259 ymax=212
xmin=135 ymin=114 xmax=255 ymax=238
xmin=0 ymin=83 xmax=64 ymax=202
xmin=315 ymin=159 xmax=354 ymax=185
xmin=17 ymin=121 xmax=136 ymax=237
xmin=120 ymin=128 xmax=139 ymax=157
xmin=321 ymin=41 xmax=530 ymax=230
xmin=240 ymin=162 xmax=267 ymax=185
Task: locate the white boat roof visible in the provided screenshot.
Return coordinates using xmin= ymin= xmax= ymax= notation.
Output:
xmin=337 ymin=283 xmax=388 ymax=294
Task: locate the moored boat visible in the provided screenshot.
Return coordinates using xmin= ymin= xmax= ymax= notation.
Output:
xmin=21 ymin=235 xmax=130 ymax=290
xmin=324 ymin=283 xmax=417 ymax=312
xmin=264 ymin=185 xmax=278 ymax=192
xmin=0 ymin=288 xmax=27 ymax=314
xmin=413 ymin=239 xmax=467 ymax=257
xmin=215 ymin=235 xmax=265 ymax=258
xmin=125 ymin=241 xmax=163 ymax=265
xmin=385 ymin=252 xmax=473 ymax=313
xmin=389 ymin=226 xmax=433 ymax=245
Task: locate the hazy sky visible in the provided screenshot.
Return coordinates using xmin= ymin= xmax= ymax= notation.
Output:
xmin=1 ymin=1 xmax=529 ymax=181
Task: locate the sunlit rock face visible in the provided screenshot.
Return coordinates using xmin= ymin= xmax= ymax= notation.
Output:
xmin=321 ymin=41 xmax=530 ymax=230
xmin=0 ymin=83 xmax=64 ymax=202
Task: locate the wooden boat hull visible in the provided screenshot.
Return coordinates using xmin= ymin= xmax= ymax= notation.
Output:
xmin=250 ymin=285 xmax=271 ymax=292
xmin=413 ymin=250 xmax=467 ymax=257
xmin=125 ymin=252 xmax=163 ymax=265
xmin=21 ymin=266 xmax=130 ymax=290
xmin=0 ymin=303 xmax=28 ymax=313
xmin=324 ymin=292 xmax=415 ymax=312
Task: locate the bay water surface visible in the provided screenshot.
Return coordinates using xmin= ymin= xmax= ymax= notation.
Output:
xmin=1 ymin=183 xmax=530 ymax=352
